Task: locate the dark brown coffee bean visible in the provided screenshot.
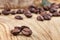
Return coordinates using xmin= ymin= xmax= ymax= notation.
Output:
xmin=16 ymin=9 xmax=24 ymax=14
xmin=11 ymin=28 xmax=20 ymax=36
xmin=43 ymin=6 xmax=50 ymax=11
xmin=11 ymin=11 xmax=16 ymax=15
xmin=2 ymin=10 xmax=10 ymax=15
xmin=36 ymin=7 xmax=45 ymax=13
xmin=28 ymin=5 xmax=38 ymax=13
xmin=21 ymin=26 xmax=32 ymax=36
xmin=37 ymin=15 xmax=44 ymax=21
xmin=29 ymin=7 xmax=37 ymax=13
xmin=50 ymin=3 xmax=59 ymax=9
xmin=49 ymin=8 xmax=57 ymax=13
xmin=52 ymin=12 xmax=60 ymax=16
xmin=46 ymin=13 xmax=53 ymax=17
xmin=43 ymin=15 xmax=51 ymax=20
xmin=15 ymin=16 xmax=23 ymax=20
xmin=41 ymin=12 xmax=51 ymax=20
xmin=24 ymin=11 xmax=32 ymax=18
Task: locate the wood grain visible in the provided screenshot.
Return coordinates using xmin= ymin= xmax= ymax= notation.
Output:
xmin=0 ymin=9 xmax=60 ymax=40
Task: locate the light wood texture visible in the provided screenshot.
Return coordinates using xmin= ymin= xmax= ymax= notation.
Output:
xmin=0 ymin=9 xmax=60 ymax=40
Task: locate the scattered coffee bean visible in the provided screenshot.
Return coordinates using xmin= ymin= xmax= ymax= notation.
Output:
xmin=11 ymin=28 xmax=20 ymax=36
xmin=52 ymin=12 xmax=60 ymax=16
xmin=49 ymin=8 xmax=57 ymax=13
xmin=36 ymin=7 xmax=44 ymax=13
xmin=16 ymin=9 xmax=24 ymax=14
xmin=51 ymin=3 xmax=59 ymax=9
xmin=11 ymin=11 xmax=16 ymax=15
xmin=28 ymin=5 xmax=38 ymax=13
xmin=43 ymin=6 xmax=50 ymax=11
xmin=37 ymin=15 xmax=44 ymax=21
xmin=2 ymin=10 xmax=10 ymax=15
xmin=21 ymin=26 xmax=32 ymax=36
xmin=41 ymin=12 xmax=51 ymax=20
xmin=24 ymin=11 xmax=32 ymax=18
xmin=15 ymin=16 xmax=23 ymax=20
xmin=43 ymin=15 xmax=51 ymax=20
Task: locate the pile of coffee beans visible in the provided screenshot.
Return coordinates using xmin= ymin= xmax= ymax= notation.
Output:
xmin=0 ymin=3 xmax=60 ymax=21
xmin=11 ymin=26 xmax=32 ymax=36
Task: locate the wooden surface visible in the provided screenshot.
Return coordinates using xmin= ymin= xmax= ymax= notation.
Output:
xmin=0 ymin=9 xmax=60 ymax=40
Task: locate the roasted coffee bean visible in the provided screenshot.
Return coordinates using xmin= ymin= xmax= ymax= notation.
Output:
xmin=37 ymin=7 xmax=45 ymax=13
xmin=43 ymin=15 xmax=51 ymax=20
xmin=46 ymin=13 xmax=53 ymax=17
xmin=11 ymin=11 xmax=16 ymax=15
xmin=16 ymin=9 xmax=24 ymax=14
xmin=52 ymin=12 xmax=60 ymax=16
xmin=41 ymin=12 xmax=51 ymax=20
xmin=15 ymin=16 xmax=23 ymax=20
xmin=28 ymin=5 xmax=38 ymax=13
xmin=21 ymin=26 xmax=32 ymax=36
xmin=37 ymin=15 xmax=44 ymax=21
xmin=43 ymin=6 xmax=50 ymax=11
xmin=50 ymin=3 xmax=59 ymax=9
xmin=2 ymin=10 xmax=10 ymax=15
xmin=11 ymin=28 xmax=20 ymax=36
xmin=29 ymin=7 xmax=37 ymax=13
xmin=24 ymin=11 xmax=32 ymax=18
xmin=49 ymin=8 xmax=57 ymax=13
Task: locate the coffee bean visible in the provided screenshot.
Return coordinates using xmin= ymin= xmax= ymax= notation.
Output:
xmin=24 ymin=11 xmax=32 ymax=18
xmin=43 ymin=6 xmax=50 ymax=11
xmin=37 ymin=15 xmax=44 ymax=21
xmin=41 ymin=12 xmax=51 ymax=20
xmin=11 ymin=11 xmax=16 ymax=15
xmin=21 ymin=26 xmax=32 ymax=36
xmin=52 ymin=12 xmax=60 ymax=16
xmin=29 ymin=7 xmax=37 ymax=13
xmin=28 ymin=5 xmax=38 ymax=13
xmin=49 ymin=8 xmax=57 ymax=13
xmin=11 ymin=28 xmax=20 ymax=36
xmin=50 ymin=3 xmax=59 ymax=9
xmin=15 ymin=16 xmax=23 ymax=20
xmin=2 ymin=10 xmax=10 ymax=15
xmin=16 ymin=9 xmax=24 ymax=14
xmin=43 ymin=15 xmax=51 ymax=20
